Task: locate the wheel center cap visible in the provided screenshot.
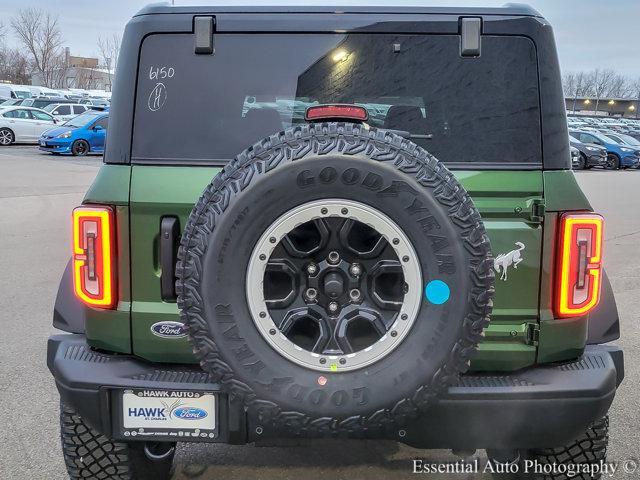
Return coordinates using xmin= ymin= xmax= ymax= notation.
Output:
xmin=323 ymin=271 xmax=344 ymax=299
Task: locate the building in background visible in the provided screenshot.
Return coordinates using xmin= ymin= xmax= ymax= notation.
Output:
xmin=30 ymin=47 xmax=114 ymax=91
xmin=565 ymin=97 xmax=638 ymax=118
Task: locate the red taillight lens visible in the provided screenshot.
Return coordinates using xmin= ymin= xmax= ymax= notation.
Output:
xmin=72 ymin=205 xmax=116 ymax=308
xmin=305 ymin=104 xmax=369 ymax=122
xmin=555 ymin=213 xmax=604 ymax=318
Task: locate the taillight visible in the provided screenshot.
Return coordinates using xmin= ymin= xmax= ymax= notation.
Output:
xmin=555 ymin=213 xmax=604 ymax=318
xmin=72 ymin=205 xmax=116 ymax=308
xmin=305 ymin=104 xmax=369 ymax=122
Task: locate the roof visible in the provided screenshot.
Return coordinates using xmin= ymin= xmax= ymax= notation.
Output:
xmin=135 ymin=1 xmax=541 ymax=17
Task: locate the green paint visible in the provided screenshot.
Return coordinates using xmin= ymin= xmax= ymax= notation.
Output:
xmin=84 ymin=165 xmax=131 ymax=205
xmin=87 ymin=165 xmax=588 ymax=371
xmin=543 ymin=170 xmax=591 ymax=212
xmin=85 ymin=206 xmax=132 ymax=353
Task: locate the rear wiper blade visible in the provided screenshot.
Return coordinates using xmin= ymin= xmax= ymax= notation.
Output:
xmin=382 ymin=128 xmax=433 ymax=140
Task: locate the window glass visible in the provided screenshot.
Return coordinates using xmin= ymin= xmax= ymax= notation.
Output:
xmin=55 ymin=105 xmax=71 ymax=115
xmin=93 ymin=117 xmax=109 ymax=130
xmin=31 ymin=110 xmax=53 ymax=121
xmin=133 ymin=33 xmax=541 ymax=165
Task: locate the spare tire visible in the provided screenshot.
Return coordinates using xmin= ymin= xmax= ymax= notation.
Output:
xmin=176 ymin=122 xmax=494 ymax=436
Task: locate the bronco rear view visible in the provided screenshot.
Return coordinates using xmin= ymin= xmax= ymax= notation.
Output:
xmin=48 ymin=3 xmax=623 ymax=479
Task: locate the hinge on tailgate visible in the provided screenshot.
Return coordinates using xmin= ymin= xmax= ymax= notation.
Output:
xmin=530 ymin=199 xmax=545 ymax=223
xmin=525 ymin=323 xmax=540 ymax=346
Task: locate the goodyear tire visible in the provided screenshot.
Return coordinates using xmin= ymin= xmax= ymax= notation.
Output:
xmin=177 ymin=122 xmax=494 ymax=436
xmin=60 ymin=403 xmax=175 ymax=480
xmin=517 ymin=416 xmax=609 ymax=479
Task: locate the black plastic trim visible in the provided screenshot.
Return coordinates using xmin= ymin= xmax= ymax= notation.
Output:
xmin=587 ymin=269 xmax=620 ymax=344
xmin=52 ymin=259 xmax=86 ymax=334
xmin=194 ymin=16 xmax=215 ymax=54
xmin=160 ymin=216 xmax=180 ymax=301
xmin=48 ymin=335 xmax=622 ymax=449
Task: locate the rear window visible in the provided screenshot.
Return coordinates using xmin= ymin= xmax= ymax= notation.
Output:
xmin=133 ymin=33 xmax=541 ymax=166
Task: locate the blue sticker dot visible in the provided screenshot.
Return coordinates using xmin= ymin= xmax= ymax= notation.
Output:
xmin=425 ymin=280 xmax=450 ymax=305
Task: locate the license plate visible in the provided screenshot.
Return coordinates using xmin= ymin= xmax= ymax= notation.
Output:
xmin=120 ymin=389 xmax=216 ymax=439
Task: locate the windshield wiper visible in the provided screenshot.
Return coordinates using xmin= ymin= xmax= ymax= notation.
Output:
xmin=382 ymin=128 xmax=433 ymax=140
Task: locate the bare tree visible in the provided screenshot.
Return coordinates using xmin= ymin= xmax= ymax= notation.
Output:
xmin=97 ymin=33 xmax=121 ymax=88
xmin=606 ymin=73 xmax=631 ymax=99
xmin=0 ymin=21 xmax=29 ymax=85
xmin=11 ymin=7 xmax=66 ymax=88
xmin=564 ymin=71 xmax=592 ymax=113
xmin=631 ymin=77 xmax=640 ymax=120
xmin=72 ymin=67 xmax=99 ymax=89
xmin=588 ymin=69 xmax=616 ymax=114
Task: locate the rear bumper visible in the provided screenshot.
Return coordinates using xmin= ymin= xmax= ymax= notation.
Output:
xmin=47 ymin=334 xmax=623 ymax=449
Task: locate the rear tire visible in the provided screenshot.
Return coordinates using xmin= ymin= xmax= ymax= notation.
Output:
xmin=0 ymin=127 xmax=14 ymax=146
xmin=60 ymin=402 xmax=175 ymax=480
xmin=71 ymin=139 xmax=90 ymax=156
xmin=576 ymin=153 xmax=586 ymax=170
xmin=489 ymin=416 xmax=609 ymax=480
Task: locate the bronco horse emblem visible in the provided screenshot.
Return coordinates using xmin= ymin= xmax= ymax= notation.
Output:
xmin=494 ymin=242 xmax=525 ymax=281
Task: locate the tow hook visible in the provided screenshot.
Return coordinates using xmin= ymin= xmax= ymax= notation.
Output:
xmin=143 ymin=442 xmax=175 ymax=462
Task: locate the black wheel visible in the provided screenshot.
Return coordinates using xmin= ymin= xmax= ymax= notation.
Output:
xmin=0 ymin=127 xmax=14 ymax=146
xmin=605 ymin=153 xmax=620 ymax=170
xmin=71 ymin=139 xmax=90 ymax=156
xmin=60 ymin=403 xmax=175 ymax=480
xmin=176 ymin=122 xmax=494 ymax=436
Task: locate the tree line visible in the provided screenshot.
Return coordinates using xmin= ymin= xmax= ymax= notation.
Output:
xmin=563 ymin=69 xmax=640 ymax=113
xmin=0 ymin=8 xmax=120 ymax=89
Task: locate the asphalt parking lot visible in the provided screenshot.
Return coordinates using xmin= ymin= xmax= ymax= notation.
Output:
xmin=0 ymin=145 xmax=638 ymax=480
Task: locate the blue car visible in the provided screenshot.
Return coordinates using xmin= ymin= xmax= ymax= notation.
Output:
xmin=39 ymin=111 xmax=108 ymax=156
xmin=569 ymin=129 xmax=640 ymax=169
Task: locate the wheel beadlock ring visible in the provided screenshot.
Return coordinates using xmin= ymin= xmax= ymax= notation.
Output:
xmin=246 ymin=199 xmax=422 ymax=372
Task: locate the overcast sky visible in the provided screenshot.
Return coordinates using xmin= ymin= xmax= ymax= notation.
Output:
xmin=0 ymin=0 xmax=638 ymax=77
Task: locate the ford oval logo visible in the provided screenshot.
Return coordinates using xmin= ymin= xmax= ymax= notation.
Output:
xmin=150 ymin=321 xmax=187 ymax=339
xmin=172 ymin=407 xmax=208 ymax=420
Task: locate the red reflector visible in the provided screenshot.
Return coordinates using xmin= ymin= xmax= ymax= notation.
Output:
xmin=555 ymin=213 xmax=604 ymax=318
xmin=305 ymin=104 xmax=369 ymax=122
xmin=72 ymin=205 xmax=116 ymax=308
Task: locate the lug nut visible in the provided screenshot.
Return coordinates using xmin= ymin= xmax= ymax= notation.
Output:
xmin=305 ymin=288 xmax=318 ymax=302
xmin=328 ymin=301 xmax=339 ymax=314
xmin=307 ymin=263 xmax=318 ymax=275
xmin=349 ymin=263 xmax=362 ymax=277
xmin=327 ymin=251 xmax=340 ymax=265
xmin=349 ymin=289 xmax=361 ymax=302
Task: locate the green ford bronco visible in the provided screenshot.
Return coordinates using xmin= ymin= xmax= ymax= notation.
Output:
xmin=48 ymin=3 xmax=624 ymax=479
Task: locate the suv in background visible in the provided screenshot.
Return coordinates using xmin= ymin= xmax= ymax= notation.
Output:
xmin=21 ymin=97 xmax=73 ymax=110
xmin=43 ymin=103 xmax=90 ymax=122
xmin=570 ymin=129 xmax=640 ymax=169
xmin=569 ymin=134 xmax=607 ymax=169
xmin=47 ymin=4 xmax=623 ymax=479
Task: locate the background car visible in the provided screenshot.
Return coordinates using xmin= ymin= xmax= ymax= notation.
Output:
xmin=604 ymin=132 xmax=640 ymax=149
xmin=0 ymin=98 xmax=25 ymax=107
xmin=42 ymin=103 xmax=91 ymax=122
xmin=569 ymin=129 xmax=640 ymax=169
xmin=79 ymin=97 xmax=110 ymax=107
xmin=0 ymin=84 xmax=32 ymax=100
xmin=0 ymin=106 xmax=57 ymax=145
xmin=21 ymin=97 xmax=75 ymax=110
xmin=569 ymin=134 xmax=607 ymax=169
xmin=39 ymin=110 xmax=108 ymax=156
